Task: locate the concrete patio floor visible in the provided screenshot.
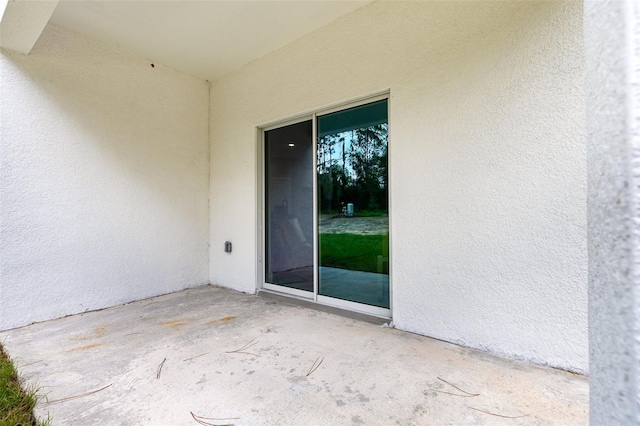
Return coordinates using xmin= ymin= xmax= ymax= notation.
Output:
xmin=1 ymin=286 xmax=588 ymax=425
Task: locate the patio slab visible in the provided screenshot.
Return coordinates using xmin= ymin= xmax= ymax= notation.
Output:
xmin=1 ymin=286 xmax=588 ymax=425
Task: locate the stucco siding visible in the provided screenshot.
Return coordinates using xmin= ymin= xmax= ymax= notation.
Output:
xmin=0 ymin=24 xmax=210 ymax=330
xmin=209 ymin=1 xmax=587 ymax=372
xmin=586 ymin=0 xmax=640 ymax=422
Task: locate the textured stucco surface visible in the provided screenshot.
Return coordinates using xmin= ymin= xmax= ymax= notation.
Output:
xmin=0 ymin=24 xmax=210 ymax=331
xmin=210 ymin=1 xmax=587 ymax=372
xmin=586 ymin=0 xmax=640 ymax=422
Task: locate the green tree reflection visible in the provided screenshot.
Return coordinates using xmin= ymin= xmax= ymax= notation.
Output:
xmin=317 ymin=124 xmax=388 ymax=215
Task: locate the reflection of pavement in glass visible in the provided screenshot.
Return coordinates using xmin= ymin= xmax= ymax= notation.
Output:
xmin=270 ymin=266 xmax=390 ymax=309
xmin=272 ymin=267 xmax=313 ymax=291
xmin=320 ymin=266 xmax=389 ymax=308
xmin=319 ymin=215 xmax=389 ymax=235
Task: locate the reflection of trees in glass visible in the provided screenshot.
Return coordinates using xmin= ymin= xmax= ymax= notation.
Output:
xmin=318 ymin=124 xmax=388 ymax=214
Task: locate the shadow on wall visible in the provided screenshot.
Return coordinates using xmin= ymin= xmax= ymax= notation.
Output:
xmin=1 ymin=23 xmax=210 ymax=226
xmin=0 ymin=23 xmax=210 ymax=329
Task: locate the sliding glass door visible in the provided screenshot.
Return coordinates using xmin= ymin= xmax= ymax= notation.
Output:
xmin=263 ymin=97 xmax=389 ymax=314
xmin=264 ymin=120 xmax=314 ymax=293
xmin=316 ymin=99 xmax=389 ymax=309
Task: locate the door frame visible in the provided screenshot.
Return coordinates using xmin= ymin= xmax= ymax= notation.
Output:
xmin=256 ymin=91 xmax=392 ymax=319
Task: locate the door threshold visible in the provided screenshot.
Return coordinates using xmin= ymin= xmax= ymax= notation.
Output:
xmin=257 ymin=289 xmax=391 ymax=325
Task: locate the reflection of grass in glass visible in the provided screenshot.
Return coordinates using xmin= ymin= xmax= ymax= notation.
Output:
xmin=319 ymin=233 xmax=389 ymax=273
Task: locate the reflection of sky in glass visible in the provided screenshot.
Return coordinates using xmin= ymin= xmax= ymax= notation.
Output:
xmin=318 ymin=130 xmax=355 ymax=178
xmin=318 ymin=125 xmax=388 ymax=183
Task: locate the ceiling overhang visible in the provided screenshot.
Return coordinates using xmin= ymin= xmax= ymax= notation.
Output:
xmin=2 ymin=0 xmax=372 ymax=81
xmin=0 ymin=0 xmax=59 ymax=54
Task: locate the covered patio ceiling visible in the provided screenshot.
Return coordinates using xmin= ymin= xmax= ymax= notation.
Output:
xmin=1 ymin=0 xmax=372 ymax=81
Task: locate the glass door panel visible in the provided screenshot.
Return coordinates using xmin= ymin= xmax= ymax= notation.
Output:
xmin=265 ymin=120 xmax=314 ymax=292
xmin=316 ymin=99 xmax=389 ymax=308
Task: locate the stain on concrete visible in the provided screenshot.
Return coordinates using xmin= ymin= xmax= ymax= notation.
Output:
xmin=67 ymin=343 xmax=104 ymax=352
xmin=351 ymin=415 xmax=364 ymax=424
xmin=160 ymin=319 xmax=193 ymax=329
xmin=423 ymin=379 xmax=446 ymax=392
xmin=70 ymin=326 xmax=107 ymax=341
xmin=288 ymin=375 xmax=308 ymax=384
xmin=342 ymin=386 xmax=370 ymax=404
xmin=336 ymin=400 xmax=346 ymax=406
xmin=204 ymin=316 xmax=236 ymax=325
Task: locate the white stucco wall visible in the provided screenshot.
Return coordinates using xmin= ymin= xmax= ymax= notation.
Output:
xmin=586 ymin=0 xmax=640 ymax=422
xmin=0 ymin=24 xmax=210 ymax=331
xmin=209 ymin=1 xmax=587 ymax=372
